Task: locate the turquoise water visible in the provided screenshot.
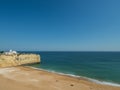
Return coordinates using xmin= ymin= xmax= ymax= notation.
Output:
xmin=22 ymin=51 xmax=120 ymax=85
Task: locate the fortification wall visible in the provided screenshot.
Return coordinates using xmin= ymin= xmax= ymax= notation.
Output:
xmin=0 ymin=54 xmax=40 ymax=67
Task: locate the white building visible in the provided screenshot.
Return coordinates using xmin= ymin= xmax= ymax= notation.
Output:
xmin=5 ymin=50 xmax=17 ymax=55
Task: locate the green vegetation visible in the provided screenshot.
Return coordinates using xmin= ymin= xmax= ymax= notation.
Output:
xmin=0 ymin=51 xmax=4 ymax=54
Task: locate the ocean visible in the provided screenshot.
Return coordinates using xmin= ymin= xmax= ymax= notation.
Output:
xmin=21 ymin=51 xmax=120 ymax=86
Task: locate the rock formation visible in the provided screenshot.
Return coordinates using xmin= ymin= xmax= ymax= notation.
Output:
xmin=0 ymin=54 xmax=40 ymax=67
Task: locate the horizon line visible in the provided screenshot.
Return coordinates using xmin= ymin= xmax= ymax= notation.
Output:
xmin=16 ymin=50 xmax=120 ymax=52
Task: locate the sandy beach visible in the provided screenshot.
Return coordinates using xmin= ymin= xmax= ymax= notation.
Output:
xmin=0 ymin=66 xmax=119 ymax=90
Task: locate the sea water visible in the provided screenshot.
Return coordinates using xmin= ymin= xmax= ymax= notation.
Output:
xmin=21 ymin=51 xmax=120 ymax=86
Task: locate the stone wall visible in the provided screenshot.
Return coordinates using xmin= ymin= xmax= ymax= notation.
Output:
xmin=0 ymin=54 xmax=40 ymax=67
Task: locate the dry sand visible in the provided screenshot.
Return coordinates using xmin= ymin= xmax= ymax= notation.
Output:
xmin=0 ymin=66 xmax=120 ymax=90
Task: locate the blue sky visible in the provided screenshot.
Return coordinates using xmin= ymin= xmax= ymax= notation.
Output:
xmin=0 ymin=0 xmax=120 ymax=51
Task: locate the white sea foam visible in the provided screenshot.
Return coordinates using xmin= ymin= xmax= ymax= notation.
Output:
xmin=26 ymin=66 xmax=120 ymax=87
xmin=85 ymin=77 xmax=120 ymax=87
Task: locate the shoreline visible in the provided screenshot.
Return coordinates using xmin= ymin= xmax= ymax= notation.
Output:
xmin=26 ymin=66 xmax=120 ymax=87
xmin=0 ymin=66 xmax=120 ymax=90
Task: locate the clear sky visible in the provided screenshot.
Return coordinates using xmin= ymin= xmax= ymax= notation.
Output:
xmin=0 ymin=0 xmax=120 ymax=51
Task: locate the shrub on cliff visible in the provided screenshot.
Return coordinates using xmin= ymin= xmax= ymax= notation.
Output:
xmin=0 ymin=51 xmax=4 ymax=54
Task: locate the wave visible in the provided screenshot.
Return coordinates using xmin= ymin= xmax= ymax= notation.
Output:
xmin=26 ymin=66 xmax=120 ymax=87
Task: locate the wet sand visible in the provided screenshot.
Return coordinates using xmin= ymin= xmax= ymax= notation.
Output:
xmin=0 ymin=66 xmax=120 ymax=90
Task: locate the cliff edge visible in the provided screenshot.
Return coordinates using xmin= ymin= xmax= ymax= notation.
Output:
xmin=0 ymin=54 xmax=40 ymax=67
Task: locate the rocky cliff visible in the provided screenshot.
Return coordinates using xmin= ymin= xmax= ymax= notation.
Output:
xmin=0 ymin=54 xmax=40 ymax=67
